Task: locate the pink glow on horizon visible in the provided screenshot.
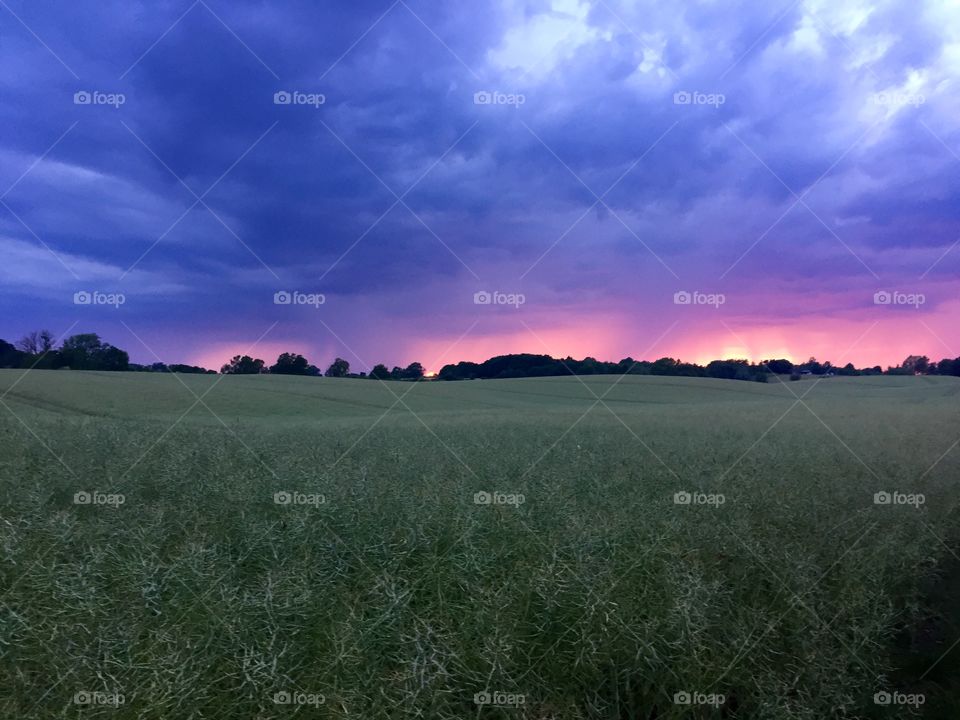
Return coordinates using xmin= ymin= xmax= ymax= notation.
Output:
xmin=410 ymin=302 xmax=960 ymax=374
xmin=681 ymin=304 xmax=960 ymax=369
xmin=171 ymin=301 xmax=960 ymax=374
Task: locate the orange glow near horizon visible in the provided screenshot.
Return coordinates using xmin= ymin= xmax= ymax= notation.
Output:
xmin=179 ymin=301 xmax=960 ymax=374
xmin=412 ymin=304 xmax=960 ymax=374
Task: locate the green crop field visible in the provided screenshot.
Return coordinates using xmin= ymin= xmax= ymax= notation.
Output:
xmin=1 ymin=370 xmax=958 ymax=718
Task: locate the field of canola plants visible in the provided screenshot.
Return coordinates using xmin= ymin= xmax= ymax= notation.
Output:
xmin=1 ymin=370 xmax=958 ymax=718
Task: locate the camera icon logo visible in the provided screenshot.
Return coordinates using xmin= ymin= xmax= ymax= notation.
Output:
xmin=673 ymin=691 xmax=692 ymax=704
xmin=474 ymin=491 xmax=492 ymax=505
xmin=74 ymin=291 xmax=92 ymax=305
xmin=74 ymin=91 xmax=92 ymax=105
xmin=673 ymin=290 xmax=691 ymax=305
xmin=274 ymin=291 xmax=292 ymax=305
xmin=473 ymin=291 xmax=491 ymax=305
xmin=74 ymin=491 xmax=92 ymax=505
xmin=673 ymin=91 xmax=692 ymax=105
xmin=473 ymin=91 xmax=492 ymax=105
xmin=473 ymin=691 xmax=491 ymax=705
xmin=873 ymin=491 xmax=891 ymax=505
xmin=273 ymin=91 xmax=292 ymax=105
xmin=673 ymin=491 xmax=692 ymax=505
xmin=873 ymin=291 xmax=892 ymax=305
xmin=274 ymin=491 xmax=292 ymax=505
xmin=873 ymin=691 xmax=892 ymax=705
xmin=273 ymin=691 xmax=291 ymax=704
xmin=74 ymin=691 xmax=92 ymax=705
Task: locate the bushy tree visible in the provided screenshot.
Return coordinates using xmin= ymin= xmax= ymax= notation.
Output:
xmin=937 ymin=357 xmax=960 ymax=376
xmin=98 ymin=345 xmax=130 ymax=371
xmin=901 ymin=355 xmax=930 ymax=374
xmin=59 ymin=333 xmax=129 ymax=371
xmin=438 ymin=361 xmax=480 ymax=380
xmin=837 ymin=363 xmax=858 ymax=376
xmin=401 ymin=362 xmax=425 ymax=380
xmin=270 ymin=352 xmax=313 ymax=375
xmin=325 ymin=357 xmax=350 ymax=378
xmin=801 ymin=357 xmax=825 ymax=375
xmin=370 ymin=363 xmax=391 ymax=380
xmin=764 ymin=358 xmax=793 ymax=374
xmin=706 ymin=359 xmax=764 ymax=382
xmin=221 ymin=355 xmax=266 ymax=374
xmin=0 ymin=339 xmax=22 ymax=368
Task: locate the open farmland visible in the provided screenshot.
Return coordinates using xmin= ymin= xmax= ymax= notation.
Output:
xmin=1 ymin=370 xmax=959 ymax=718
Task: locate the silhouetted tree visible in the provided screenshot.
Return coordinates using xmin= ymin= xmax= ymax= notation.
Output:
xmin=802 ymin=357 xmax=825 ymax=375
xmin=270 ymin=352 xmax=313 ymax=375
xmin=401 ymin=362 xmax=425 ymax=380
xmin=937 ymin=357 xmax=960 ymax=376
xmin=764 ymin=358 xmax=793 ymax=374
xmin=0 ymin=339 xmax=22 ymax=368
xmin=438 ymin=361 xmax=480 ymax=380
xmin=370 ymin=363 xmax=391 ymax=380
xmin=221 ymin=355 xmax=266 ymax=374
xmin=901 ymin=355 xmax=930 ymax=374
xmin=838 ymin=362 xmax=858 ymax=376
xmin=16 ymin=330 xmax=54 ymax=355
xmin=650 ymin=358 xmax=678 ymax=375
xmin=325 ymin=357 xmax=350 ymax=378
xmin=98 ymin=345 xmax=129 ymax=371
xmin=706 ymin=359 xmax=765 ymax=382
xmin=59 ymin=333 xmax=129 ymax=371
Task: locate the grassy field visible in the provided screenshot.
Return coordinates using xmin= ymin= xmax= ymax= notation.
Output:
xmin=1 ymin=370 xmax=958 ymax=718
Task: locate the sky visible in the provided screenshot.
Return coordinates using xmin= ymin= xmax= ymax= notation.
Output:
xmin=1 ymin=0 xmax=958 ymax=372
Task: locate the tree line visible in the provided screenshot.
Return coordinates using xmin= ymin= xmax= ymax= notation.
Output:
xmin=1 ymin=331 xmax=131 ymax=371
xmin=0 ymin=330 xmax=426 ymax=378
xmin=219 ymin=353 xmax=425 ymax=379
xmin=436 ymin=353 xmax=960 ymax=382
xmin=3 ymin=329 xmax=960 ymax=382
